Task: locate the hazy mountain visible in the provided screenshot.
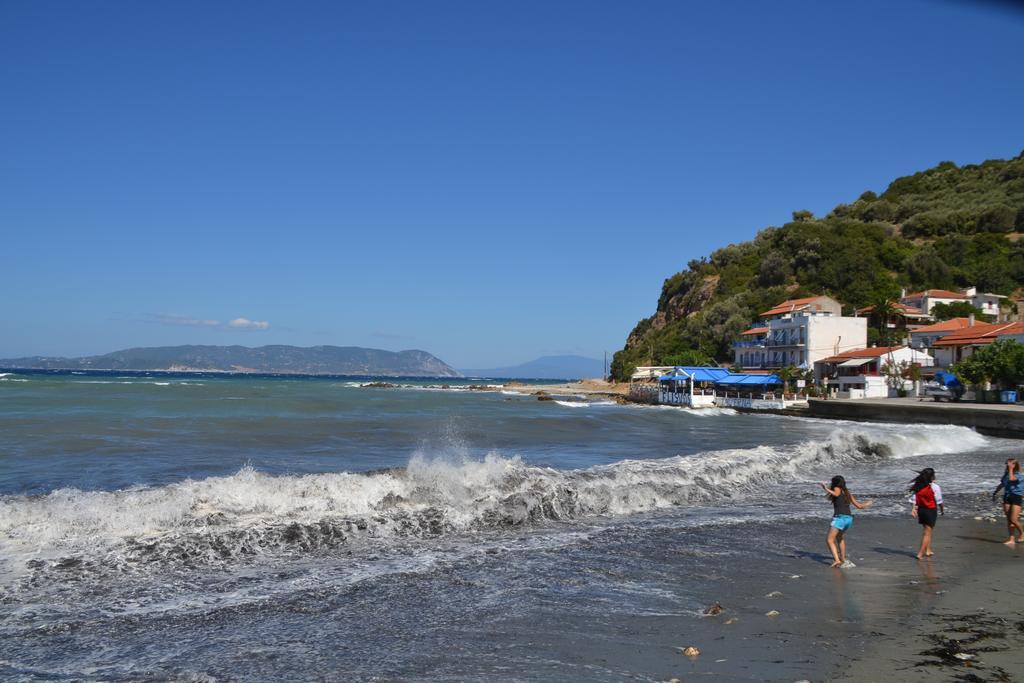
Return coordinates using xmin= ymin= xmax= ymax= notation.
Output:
xmin=0 ymin=345 xmax=461 ymax=377
xmin=462 ymin=355 xmax=605 ymax=380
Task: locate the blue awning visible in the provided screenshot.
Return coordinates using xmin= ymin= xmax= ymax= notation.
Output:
xmin=658 ymin=367 xmax=779 ymax=385
xmin=721 ymin=374 xmax=782 ymax=385
xmin=658 ymin=366 xmax=732 ymax=382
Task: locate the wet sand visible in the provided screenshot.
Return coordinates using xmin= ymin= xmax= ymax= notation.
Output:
xmin=506 ymin=516 xmax=1024 ymax=681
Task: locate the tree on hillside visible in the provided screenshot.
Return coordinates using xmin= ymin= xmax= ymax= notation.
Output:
xmin=663 ymin=350 xmax=713 ymax=367
xmin=904 ymin=247 xmax=953 ymax=291
xmin=609 ymin=153 xmax=1024 ymax=381
xmin=931 ymin=301 xmax=987 ymax=322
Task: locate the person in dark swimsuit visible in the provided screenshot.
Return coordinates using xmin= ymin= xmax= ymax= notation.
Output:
xmin=909 ymin=468 xmax=943 ymax=560
xmin=820 ymin=475 xmax=873 ymax=568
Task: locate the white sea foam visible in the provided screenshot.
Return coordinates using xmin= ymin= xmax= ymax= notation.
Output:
xmin=553 ymin=400 xmax=617 ymax=408
xmin=0 ymin=423 xmax=989 ymax=578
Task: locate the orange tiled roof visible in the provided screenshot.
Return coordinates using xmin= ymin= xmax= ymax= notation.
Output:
xmin=820 ymin=346 xmax=906 ymax=363
xmin=740 ymin=326 xmax=768 ymax=335
xmin=855 ymin=302 xmax=927 ymax=316
xmin=760 ymin=296 xmax=827 ymax=317
xmin=903 ymin=289 xmax=969 ymax=300
xmin=933 ymin=322 xmax=1024 ymax=347
xmin=910 ymin=317 xmax=973 ymax=335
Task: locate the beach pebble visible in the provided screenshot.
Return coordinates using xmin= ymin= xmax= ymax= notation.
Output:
xmin=678 ymin=646 xmax=701 ymax=657
xmin=765 ymin=591 xmax=782 ymax=598
xmin=765 ymin=610 xmax=780 ymax=617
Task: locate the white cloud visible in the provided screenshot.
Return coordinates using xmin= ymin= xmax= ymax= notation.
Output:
xmin=228 ymin=317 xmax=271 ymax=330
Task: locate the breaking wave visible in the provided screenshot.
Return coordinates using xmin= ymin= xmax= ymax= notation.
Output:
xmin=0 ymin=425 xmax=986 ymax=578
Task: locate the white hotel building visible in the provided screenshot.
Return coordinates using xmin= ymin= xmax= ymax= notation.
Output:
xmin=733 ymin=295 xmax=868 ymax=370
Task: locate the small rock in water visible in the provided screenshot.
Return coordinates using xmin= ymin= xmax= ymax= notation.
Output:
xmin=703 ymin=603 xmax=723 ymax=615
xmin=678 ymin=646 xmax=701 ymax=657
xmin=953 ymin=653 xmax=974 ymax=661
xmin=765 ymin=610 xmax=780 ymax=617
xmin=789 ymin=574 xmax=802 ymax=579
xmin=765 ymin=591 xmax=782 ymax=598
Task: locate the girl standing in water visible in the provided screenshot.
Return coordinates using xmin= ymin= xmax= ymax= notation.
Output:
xmin=993 ymin=458 xmax=1023 ymax=545
xmin=909 ymin=468 xmax=943 ymax=560
xmin=820 ymin=475 xmax=873 ymax=568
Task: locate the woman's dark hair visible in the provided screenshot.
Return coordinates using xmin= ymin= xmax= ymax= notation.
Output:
xmin=829 ymin=475 xmax=850 ymax=502
xmin=910 ymin=468 xmax=935 ymax=493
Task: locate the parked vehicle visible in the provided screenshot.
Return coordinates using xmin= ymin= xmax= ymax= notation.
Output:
xmin=923 ymin=371 xmax=964 ymax=402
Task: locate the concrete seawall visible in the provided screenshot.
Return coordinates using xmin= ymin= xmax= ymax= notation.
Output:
xmin=807 ymin=398 xmax=1024 ymax=439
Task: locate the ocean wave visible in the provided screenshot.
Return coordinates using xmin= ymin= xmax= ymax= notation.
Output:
xmin=0 ymin=424 xmax=986 ymax=578
xmin=553 ymin=400 xmax=617 ymax=408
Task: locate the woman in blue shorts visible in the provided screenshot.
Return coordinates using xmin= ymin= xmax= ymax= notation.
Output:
xmin=820 ymin=475 xmax=874 ymax=568
xmin=993 ymin=457 xmax=1023 ymax=545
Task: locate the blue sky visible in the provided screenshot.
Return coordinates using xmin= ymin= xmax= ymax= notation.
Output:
xmin=2 ymin=0 xmax=1022 ymax=368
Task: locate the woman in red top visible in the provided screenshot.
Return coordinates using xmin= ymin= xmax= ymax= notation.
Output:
xmin=909 ymin=468 xmax=944 ymax=560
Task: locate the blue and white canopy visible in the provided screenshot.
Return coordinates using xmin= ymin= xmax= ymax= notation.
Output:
xmin=658 ymin=367 xmax=781 ymax=386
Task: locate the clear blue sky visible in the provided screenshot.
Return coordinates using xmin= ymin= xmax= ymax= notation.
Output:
xmin=2 ymin=0 xmax=1022 ymax=368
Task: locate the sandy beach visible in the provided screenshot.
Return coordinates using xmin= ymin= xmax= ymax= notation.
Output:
xmin=522 ymin=515 xmax=1024 ymax=682
xmin=503 ymin=378 xmax=632 ymax=400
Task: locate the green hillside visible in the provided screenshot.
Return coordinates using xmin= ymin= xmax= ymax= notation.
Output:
xmin=611 ymin=152 xmax=1024 ymax=380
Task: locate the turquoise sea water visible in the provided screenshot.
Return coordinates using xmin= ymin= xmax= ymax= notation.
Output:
xmin=0 ymin=371 xmax=1014 ymax=680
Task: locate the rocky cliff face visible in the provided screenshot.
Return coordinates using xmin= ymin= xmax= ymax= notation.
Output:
xmin=0 ymin=345 xmax=463 ymax=377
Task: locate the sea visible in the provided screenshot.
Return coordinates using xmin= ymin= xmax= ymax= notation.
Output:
xmin=0 ymin=370 xmax=1016 ymax=681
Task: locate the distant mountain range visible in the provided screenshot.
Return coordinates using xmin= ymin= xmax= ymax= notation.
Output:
xmin=0 ymin=345 xmax=461 ymax=377
xmin=461 ymin=355 xmax=605 ymax=380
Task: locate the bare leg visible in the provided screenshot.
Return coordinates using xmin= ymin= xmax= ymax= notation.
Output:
xmin=826 ymin=527 xmax=842 ymax=567
xmin=838 ymin=531 xmax=846 ymax=563
xmin=1005 ymin=502 xmax=1013 ymax=542
xmin=916 ymin=525 xmax=932 ymax=560
xmin=1006 ymin=505 xmax=1024 ymax=545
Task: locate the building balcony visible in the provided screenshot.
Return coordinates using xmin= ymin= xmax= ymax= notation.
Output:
xmin=733 ymin=340 xmax=767 ymax=348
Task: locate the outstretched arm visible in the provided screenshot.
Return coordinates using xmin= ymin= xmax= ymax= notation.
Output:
xmin=849 ymin=493 xmax=873 ymax=509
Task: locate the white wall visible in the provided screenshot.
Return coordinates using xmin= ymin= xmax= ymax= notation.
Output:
xmin=806 ymin=316 xmax=868 ymax=366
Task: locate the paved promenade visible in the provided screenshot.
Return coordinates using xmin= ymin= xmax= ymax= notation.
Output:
xmin=807 ymin=397 xmax=1024 ymax=438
